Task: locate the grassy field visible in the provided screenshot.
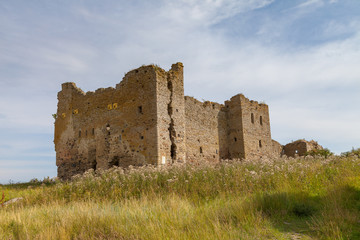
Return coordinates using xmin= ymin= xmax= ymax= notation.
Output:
xmin=1 ymin=154 xmax=360 ymax=239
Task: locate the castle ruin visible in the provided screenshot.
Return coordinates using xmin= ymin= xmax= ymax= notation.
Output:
xmin=54 ymin=62 xmax=283 ymax=180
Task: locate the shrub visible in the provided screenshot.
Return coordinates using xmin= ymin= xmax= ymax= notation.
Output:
xmin=341 ymin=148 xmax=360 ymax=158
xmin=305 ymin=148 xmax=333 ymax=158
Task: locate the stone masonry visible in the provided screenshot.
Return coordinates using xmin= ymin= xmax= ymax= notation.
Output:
xmin=55 ymin=63 xmax=282 ymax=179
xmin=283 ymin=139 xmax=323 ymax=157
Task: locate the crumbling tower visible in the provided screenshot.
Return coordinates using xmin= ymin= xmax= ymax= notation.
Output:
xmin=226 ymin=94 xmax=273 ymax=159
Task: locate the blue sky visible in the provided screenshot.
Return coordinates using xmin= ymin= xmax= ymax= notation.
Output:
xmin=1 ymin=0 xmax=359 ymax=183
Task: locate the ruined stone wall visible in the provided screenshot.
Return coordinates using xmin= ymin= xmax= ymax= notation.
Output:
xmin=226 ymin=94 xmax=273 ymax=159
xmin=55 ymin=65 xmax=159 ymax=179
xmin=225 ymin=95 xmax=245 ymax=159
xmin=184 ymin=97 xmax=228 ymax=163
xmin=272 ymin=139 xmax=283 ymax=157
xmin=55 ymin=62 xmax=281 ymax=179
xmin=155 ymin=63 xmax=186 ymax=164
xmin=283 ymin=139 xmax=323 ymax=157
xmin=239 ymin=95 xmax=273 ymax=158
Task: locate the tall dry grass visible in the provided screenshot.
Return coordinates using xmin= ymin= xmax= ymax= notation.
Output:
xmin=1 ymin=155 xmax=360 ymax=239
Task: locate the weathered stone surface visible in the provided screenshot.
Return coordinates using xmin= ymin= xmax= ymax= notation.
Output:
xmin=283 ymin=139 xmax=323 ymax=157
xmin=55 ymin=62 xmax=280 ymax=180
xmin=272 ymin=139 xmax=283 ymax=157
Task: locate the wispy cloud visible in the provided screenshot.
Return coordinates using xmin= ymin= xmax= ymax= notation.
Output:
xmin=161 ymin=0 xmax=275 ymax=26
xmin=292 ymin=0 xmax=324 ymax=10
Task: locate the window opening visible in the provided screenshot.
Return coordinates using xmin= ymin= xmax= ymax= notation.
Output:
xmin=200 ymin=147 xmax=203 ymax=154
xmin=109 ymin=156 xmax=120 ymax=167
xmin=260 ymin=116 xmax=263 ymax=125
xmin=138 ymin=106 xmax=143 ymax=114
xmin=234 ymin=137 xmax=237 ymax=142
xmin=251 ymin=113 xmax=254 ymax=124
xmin=106 ymin=124 xmax=110 ymax=135
xmin=259 ymin=140 xmax=262 ymax=148
xmin=92 ymin=128 xmax=95 ymax=135
xmin=91 ymin=161 xmax=97 ymax=170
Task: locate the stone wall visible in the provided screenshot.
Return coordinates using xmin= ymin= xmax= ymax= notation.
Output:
xmin=283 ymin=139 xmax=323 ymax=157
xmin=272 ymin=140 xmax=283 ymax=157
xmin=226 ymin=94 xmax=274 ymax=159
xmin=55 ymin=62 xmax=281 ymax=180
xmin=55 ymin=65 xmax=159 ymax=179
xmin=156 ymin=63 xmax=186 ymax=164
xmin=184 ymin=97 xmax=228 ymax=163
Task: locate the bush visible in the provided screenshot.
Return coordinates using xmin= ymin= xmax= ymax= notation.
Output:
xmin=305 ymin=148 xmax=333 ymax=158
xmin=341 ymin=148 xmax=360 ymax=158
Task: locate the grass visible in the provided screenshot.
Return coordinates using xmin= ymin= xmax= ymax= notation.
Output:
xmin=1 ymin=155 xmax=360 ymax=239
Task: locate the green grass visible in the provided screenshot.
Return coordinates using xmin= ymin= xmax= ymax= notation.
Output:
xmin=1 ymin=155 xmax=360 ymax=239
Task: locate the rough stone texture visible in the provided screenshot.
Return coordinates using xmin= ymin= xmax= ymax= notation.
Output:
xmin=184 ymin=97 xmax=228 ymax=162
xmin=55 ymin=65 xmax=160 ymax=179
xmin=225 ymin=94 xmax=274 ymax=159
xmin=283 ymin=139 xmax=323 ymax=157
xmin=272 ymin=140 xmax=283 ymax=157
xmin=55 ymin=62 xmax=280 ymax=180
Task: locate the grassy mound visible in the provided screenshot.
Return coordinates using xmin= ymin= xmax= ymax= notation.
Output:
xmin=1 ymin=155 xmax=360 ymax=239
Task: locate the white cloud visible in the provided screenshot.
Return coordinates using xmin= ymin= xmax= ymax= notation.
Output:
xmin=323 ymin=20 xmax=360 ymax=38
xmin=292 ymin=0 xmax=324 ymax=10
xmin=161 ymin=0 xmax=274 ymax=26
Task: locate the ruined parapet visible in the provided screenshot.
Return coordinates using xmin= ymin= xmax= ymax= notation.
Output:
xmin=283 ymin=139 xmax=323 ymax=157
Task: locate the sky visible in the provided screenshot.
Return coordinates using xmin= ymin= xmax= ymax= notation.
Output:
xmin=0 ymin=0 xmax=359 ymax=183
